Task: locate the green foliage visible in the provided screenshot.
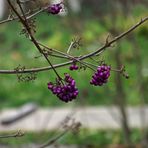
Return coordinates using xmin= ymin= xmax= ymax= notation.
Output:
xmin=0 ymin=129 xmax=142 ymax=147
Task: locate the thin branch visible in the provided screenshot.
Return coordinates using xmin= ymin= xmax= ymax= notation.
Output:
xmin=38 ymin=53 xmax=68 ymax=59
xmin=38 ymin=42 xmax=96 ymax=71
xmin=38 ymin=129 xmax=68 ymax=148
xmin=38 ymin=42 xmax=74 ymax=58
xmin=67 ymin=41 xmax=74 ymax=54
xmin=16 ymin=0 xmax=27 ymax=21
xmin=38 ymin=119 xmax=81 ymax=148
xmin=0 ymin=130 xmax=24 ymax=139
xmin=83 ymin=17 xmax=148 ymax=58
xmin=7 ymin=0 xmax=64 ymax=81
xmin=0 ymin=16 xmax=147 ymax=74
xmin=0 ymin=61 xmax=72 ymax=74
xmin=0 ymin=5 xmax=48 ymax=25
xmin=20 ymin=0 xmax=35 ymax=3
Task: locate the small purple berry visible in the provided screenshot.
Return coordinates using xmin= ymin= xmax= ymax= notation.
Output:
xmin=69 ymin=65 xmax=74 ymax=70
xmin=47 ymin=73 xmax=78 ymax=102
xmin=69 ymin=62 xmax=79 ymax=71
xmin=90 ymin=64 xmax=111 ymax=86
xmin=47 ymin=2 xmax=63 ymax=15
xmin=73 ymin=65 xmax=78 ymax=70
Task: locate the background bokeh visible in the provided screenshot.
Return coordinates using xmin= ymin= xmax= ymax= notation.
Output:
xmin=0 ymin=0 xmax=147 ymax=147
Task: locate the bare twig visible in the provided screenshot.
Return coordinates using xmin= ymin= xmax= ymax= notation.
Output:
xmin=0 ymin=16 xmax=147 ymax=74
xmin=7 ymin=0 xmax=63 ymax=81
xmin=67 ymin=41 xmax=74 ymax=54
xmin=38 ymin=42 xmax=96 ymax=71
xmin=38 ymin=120 xmax=81 ymax=148
xmin=38 ymin=129 xmax=68 ymax=148
xmin=0 ymin=130 xmax=24 ymax=139
xmin=0 ymin=4 xmax=48 ymax=25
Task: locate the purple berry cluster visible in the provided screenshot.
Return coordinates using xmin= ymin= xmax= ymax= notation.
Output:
xmin=69 ymin=63 xmax=79 ymax=71
xmin=47 ymin=3 xmax=63 ymax=15
xmin=90 ymin=65 xmax=111 ymax=86
xmin=47 ymin=74 xmax=78 ymax=102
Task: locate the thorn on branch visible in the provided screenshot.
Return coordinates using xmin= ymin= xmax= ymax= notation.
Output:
xmin=105 ymin=34 xmax=115 ymax=48
xmin=105 ymin=34 xmax=110 ymax=45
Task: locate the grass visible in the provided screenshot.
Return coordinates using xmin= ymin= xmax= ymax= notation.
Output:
xmin=0 ymin=129 xmax=143 ymax=147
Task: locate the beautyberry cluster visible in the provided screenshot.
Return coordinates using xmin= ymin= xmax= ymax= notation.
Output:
xmin=90 ymin=65 xmax=111 ymax=86
xmin=47 ymin=3 xmax=63 ymax=15
xmin=47 ymin=74 xmax=78 ymax=102
xmin=69 ymin=63 xmax=79 ymax=71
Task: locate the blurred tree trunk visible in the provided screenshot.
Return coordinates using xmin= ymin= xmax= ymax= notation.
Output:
xmin=130 ymin=36 xmax=148 ymax=148
xmin=114 ymin=46 xmax=133 ymax=147
xmin=81 ymin=0 xmax=147 ymax=16
xmin=111 ymin=2 xmax=132 ymax=145
xmin=81 ymin=0 xmax=111 ymax=17
xmin=0 ymin=0 xmax=8 ymax=19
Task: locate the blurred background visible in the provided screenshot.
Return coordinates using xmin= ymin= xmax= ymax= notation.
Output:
xmin=0 ymin=0 xmax=148 ymax=147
